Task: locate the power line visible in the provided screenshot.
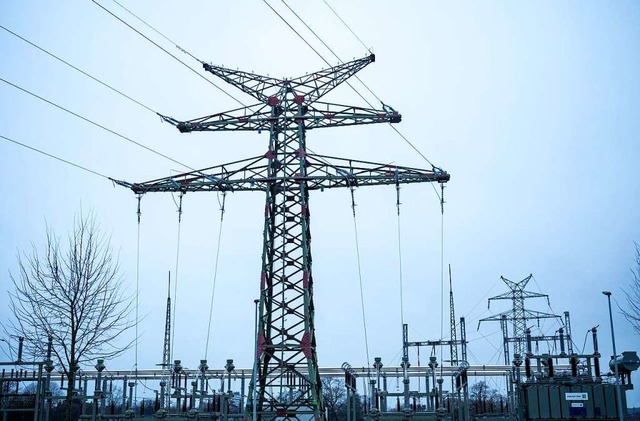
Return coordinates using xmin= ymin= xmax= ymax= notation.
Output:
xmin=111 ymin=0 xmax=200 ymax=64
xmin=91 ymin=0 xmax=245 ymax=107
xmin=0 ymin=134 xmax=110 ymax=179
xmin=350 ymin=188 xmax=372 ymax=370
xmin=260 ymin=1 xmax=334 ymax=72
xmin=0 ymin=77 xmax=195 ymax=171
xmin=0 ymin=24 xmax=158 ymax=115
xmin=320 ymin=0 xmax=369 ymax=52
xmin=263 ymin=0 xmax=374 ymax=108
xmin=280 ymin=0 xmax=382 ymax=104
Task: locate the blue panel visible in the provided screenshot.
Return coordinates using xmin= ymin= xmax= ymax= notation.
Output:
xmin=569 ymin=406 xmax=587 ymax=417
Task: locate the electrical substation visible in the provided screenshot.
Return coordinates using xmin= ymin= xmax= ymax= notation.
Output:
xmin=0 ymin=4 xmax=638 ymax=421
xmin=2 ymin=53 xmax=638 ymax=421
xmin=2 ymin=274 xmax=639 ymax=421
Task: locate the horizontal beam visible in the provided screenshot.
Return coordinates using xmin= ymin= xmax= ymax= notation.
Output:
xmin=111 ymin=154 xmax=449 ymax=195
xmin=11 ymin=364 xmax=575 ymax=382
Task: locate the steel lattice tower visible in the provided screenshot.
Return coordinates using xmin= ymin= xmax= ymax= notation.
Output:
xmin=478 ymin=274 xmax=560 ymax=362
xmin=161 ymin=273 xmax=171 ymax=410
xmin=113 ymin=54 xmax=449 ymax=421
xmin=448 ymin=265 xmax=458 ymax=365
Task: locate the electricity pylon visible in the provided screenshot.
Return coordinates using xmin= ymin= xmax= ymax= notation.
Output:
xmin=113 ymin=54 xmax=450 ymax=421
xmin=478 ymin=274 xmax=560 ymax=363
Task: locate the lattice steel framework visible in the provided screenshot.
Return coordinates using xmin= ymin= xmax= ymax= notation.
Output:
xmin=478 ymin=275 xmax=560 ymax=362
xmin=112 ymin=54 xmax=450 ymax=421
xmin=449 ymin=266 xmax=458 ymax=365
xmin=161 ymin=274 xmax=171 ymax=410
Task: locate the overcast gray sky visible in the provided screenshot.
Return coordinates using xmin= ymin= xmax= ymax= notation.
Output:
xmin=1 ymin=0 xmax=639 ymax=406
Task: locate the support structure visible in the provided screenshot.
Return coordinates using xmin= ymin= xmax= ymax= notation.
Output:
xmin=448 ymin=265 xmax=458 ymax=366
xmin=478 ymin=275 xmax=561 ymax=361
xmin=161 ymin=273 xmax=172 ymax=411
xmin=112 ymin=54 xmax=449 ymax=421
xmin=478 ymin=275 xmax=562 ymax=416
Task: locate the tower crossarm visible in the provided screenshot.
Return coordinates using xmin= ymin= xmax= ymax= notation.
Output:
xmin=487 ymin=290 xmax=549 ymax=304
xmin=110 ymin=154 xmax=449 ymax=195
xmin=158 ymin=101 xmax=400 ymax=133
xmin=478 ymin=309 xmax=561 ymax=328
xmin=159 ymin=103 xmax=270 ymax=133
xmin=521 ymin=309 xmax=562 ymax=321
xmin=201 ymin=54 xmax=375 ymax=104
xmin=202 ymin=63 xmax=283 ymax=104
xmin=289 ymin=54 xmax=375 ymax=103
xmin=304 ymin=102 xmax=400 ymax=128
xmin=500 ymin=274 xmax=532 ymax=291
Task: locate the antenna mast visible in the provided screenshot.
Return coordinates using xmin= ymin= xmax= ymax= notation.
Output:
xmin=449 ymin=265 xmax=458 ymax=365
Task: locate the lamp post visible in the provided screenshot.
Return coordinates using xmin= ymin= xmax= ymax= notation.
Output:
xmin=251 ymin=299 xmax=259 ymax=421
xmin=602 ymin=291 xmax=624 ymax=421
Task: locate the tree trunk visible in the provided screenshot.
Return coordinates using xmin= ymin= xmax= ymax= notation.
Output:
xmin=65 ymin=371 xmax=75 ymax=421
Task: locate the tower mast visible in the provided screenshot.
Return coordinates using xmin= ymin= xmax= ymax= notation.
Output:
xmin=113 ymin=54 xmax=450 ymax=421
xmin=449 ymin=265 xmax=458 ymax=365
xmin=162 ymin=272 xmax=172 ymax=410
xmin=478 ymin=274 xmax=560 ymax=362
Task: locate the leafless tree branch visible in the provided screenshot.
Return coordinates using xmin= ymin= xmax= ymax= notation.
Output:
xmin=4 ymin=210 xmax=136 ymax=421
xmin=620 ymin=242 xmax=640 ymax=335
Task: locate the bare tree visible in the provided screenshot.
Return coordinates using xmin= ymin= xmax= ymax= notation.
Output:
xmin=469 ymin=381 xmax=507 ymax=414
xmin=621 ymin=243 xmax=640 ymax=335
xmin=6 ymin=211 xmax=135 ymax=421
xmin=322 ymin=377 xmax=346 ymax=421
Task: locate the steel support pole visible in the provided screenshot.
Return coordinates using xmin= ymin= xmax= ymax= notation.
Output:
xmin=603 ymin=291 xmax=624 ymax=421
xmin=251 ymin=299 xmax=259 ymax=421
xmin=346 ymin=387 xmax=351 ymax=421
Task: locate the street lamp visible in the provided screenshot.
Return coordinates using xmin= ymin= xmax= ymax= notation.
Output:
xmin=251 ymin=299 xmax=259 ymax=421
xmin=602 ymin=291 xmax=624 ymax=421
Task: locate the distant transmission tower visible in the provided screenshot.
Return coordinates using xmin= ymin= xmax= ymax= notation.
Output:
xmin=478 ymin=274 xmax=560 ymax=363
xmin=114 ymin=54 xmax=449 ymax=421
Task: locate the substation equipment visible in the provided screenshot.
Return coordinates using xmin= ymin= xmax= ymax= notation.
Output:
xmin=2 ymin=327 xmax=637 ymax=421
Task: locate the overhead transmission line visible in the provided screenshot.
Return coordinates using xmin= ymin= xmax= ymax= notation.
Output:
xmin=0 ymin=77 xmax=194 ymax=171
xmin=261 ymin=0 xmax=373 ymax=108
xmin=349 ymin=188 xmax=372 ymax=371
xmin=0 ymin=24 xmax=157 ymax=115
xmin=112 ymin=0 xmax=200 ymax=64
xmin=278 ymin=0 xmax=382 ymax=104
xmin=320 ymin=0 xmax=369 ymax=52
xmin=1 ymin=134 xmax=110 ymax=180
xmin=92 ymin=0 xmax=245 ymax=107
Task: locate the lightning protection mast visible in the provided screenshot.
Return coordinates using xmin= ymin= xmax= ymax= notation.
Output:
xmin=113 ymin=54 xmax=450 ymax=421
